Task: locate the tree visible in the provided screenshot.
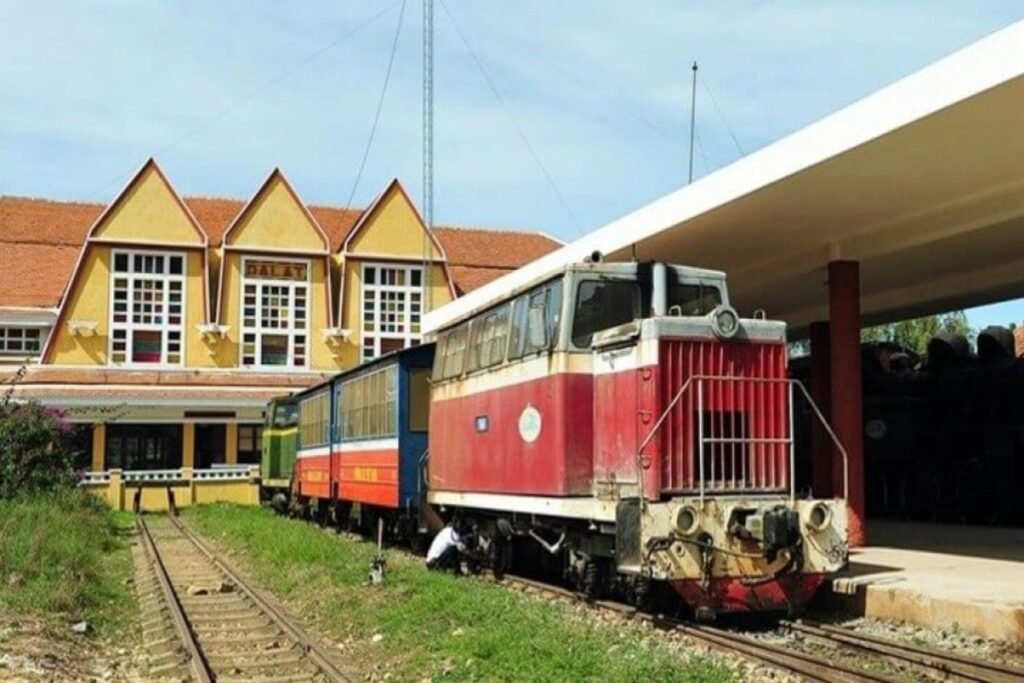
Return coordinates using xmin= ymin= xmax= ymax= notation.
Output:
xmin=861 ymin=311 xmax=972 ymax=355
xmin=0 ymin=383 xmax=79 ymax=500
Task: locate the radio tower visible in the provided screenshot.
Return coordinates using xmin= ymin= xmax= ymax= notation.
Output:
xmin=422 ymin=0 xmax=435 ymax=311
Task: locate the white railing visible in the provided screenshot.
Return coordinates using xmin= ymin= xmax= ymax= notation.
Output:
xmin=80 ymin=471 xmax=110 ymax=485
xmin=80 ymin=466 xmax=259 ymax=485
xmin=123 ymin=469 xmax=183 ymax=483
xmin=193 ymin=465 xmax=258 ymax=481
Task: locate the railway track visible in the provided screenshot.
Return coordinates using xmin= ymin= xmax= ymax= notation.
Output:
xmin=500 ymin=573 xmax=1024 ymax=683
xmin=135 ymin=513 xmax=351 ymax=682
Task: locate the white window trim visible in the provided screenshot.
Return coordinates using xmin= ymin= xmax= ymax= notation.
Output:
xmin=360 ymin=262 xmax=424 ymax=363
xmin=240 ymin=255 xmax=311 ymax=370
xmin=107 ymin=249 xmax=187 ymax=369
xmin=0 ymin=325 xmax=49 ymax=358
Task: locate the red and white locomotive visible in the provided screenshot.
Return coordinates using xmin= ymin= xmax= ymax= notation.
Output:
xmin=426 ymin=260 xmax=848 ymax=615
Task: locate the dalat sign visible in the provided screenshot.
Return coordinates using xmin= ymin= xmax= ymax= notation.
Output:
xmin=245 ymin=260 xmax=308 ymax=281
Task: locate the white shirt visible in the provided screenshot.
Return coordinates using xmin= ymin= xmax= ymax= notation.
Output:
xmin=426 ymin=526 xmax=464 ymax=563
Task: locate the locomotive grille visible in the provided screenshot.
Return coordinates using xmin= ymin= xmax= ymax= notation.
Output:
xmin=659 ymin=339 xmax=789 ymax=495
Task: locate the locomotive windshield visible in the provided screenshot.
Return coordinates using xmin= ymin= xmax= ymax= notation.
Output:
xmin=667 ymin=279 xmax=722 ymax=316
xmin=571 ymin=280 xmax=641 ymax=347
xmin=273 ymin=400 xmax=298 ymax=428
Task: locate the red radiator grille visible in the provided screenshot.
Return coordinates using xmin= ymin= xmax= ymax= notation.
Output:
xmin=657 ymin=339 xmax=789 ymax=495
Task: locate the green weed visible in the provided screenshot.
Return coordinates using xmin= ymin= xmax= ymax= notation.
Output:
xmin=0 ymin=489 xmax=135 ymax=635
xmin=188 ymin=504 xmax=739 ymax=682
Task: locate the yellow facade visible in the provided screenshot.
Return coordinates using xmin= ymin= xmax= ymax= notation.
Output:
xmin=346 ymin=182 xmax=444 ymax=259
xmin=91 ymin=162 xmax=204 ymax=247
xmin=225 ymin=172 xmax=326 ymax=252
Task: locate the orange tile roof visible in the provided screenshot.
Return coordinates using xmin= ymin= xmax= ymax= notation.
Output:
xmin=0 ymin=193 xmax=561 ymax=307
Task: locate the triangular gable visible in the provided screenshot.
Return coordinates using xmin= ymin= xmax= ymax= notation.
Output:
xmin=342 ymin=179 xmax=446 ymax=260
xmin=222 ymin=169 xmax=329 ymax=253
xmin=89 ymin=158 xmax=207 ymax=247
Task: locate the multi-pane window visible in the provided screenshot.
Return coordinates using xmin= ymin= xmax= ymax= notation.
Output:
xmin=237 ymin=424 xmax=263 ymax=465
xmin=241 ymin=258 xmax=309 ymax=368
xmin=466 ymin=304 xmax=510 ymax=372
xmin=110 ymin=251 xmax=185 ymax=365
xmin=338 ymin=365 xmax=397 ymax=440
xmin=299 ymin=391 xmax=329 ymax=447
xmin=0 ymin=327 xmax=45 ymax=356
xmin=361 ymin=264 xmax=423 ymax=363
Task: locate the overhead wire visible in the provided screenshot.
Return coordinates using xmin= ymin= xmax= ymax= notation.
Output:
xmin=438 ymin=0 xmax=583 ymax=235
xmin=82 ymin=1 xmax=403 ymax=201
xmin=700 ymin=74 xmax=745 ymax=158
xmin=346 ymin=0 xmax=408 ymax=208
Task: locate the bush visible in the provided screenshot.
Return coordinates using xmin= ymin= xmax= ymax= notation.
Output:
xmin=0 ymin=489 xmax=134 ymax=630
xmin=0 ymin=399 xmax=78 ymax=500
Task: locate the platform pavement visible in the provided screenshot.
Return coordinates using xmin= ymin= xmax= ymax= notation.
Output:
xmin=829 ymin=520 xmax=1024 ymax=642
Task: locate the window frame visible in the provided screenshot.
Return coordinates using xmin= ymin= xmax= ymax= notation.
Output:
xmin=298 ymin=390 xmax=330 ymax=448
xmin=337 ymin=364 xmax=399 ymax=442
xmin=240 ymin=255 xmax=311 ymax=370
xmin=466 ymin=303 xmax=511 ymax=373
xmin=570 ymin=278 xmax=642 ymax=349
xmin=360 ymin=262 xmax=424 ymax=363
xmin=107 ymin=249 xmax=187 ymax=367
xmin=0 ymin=326 xmax=46 ymax=357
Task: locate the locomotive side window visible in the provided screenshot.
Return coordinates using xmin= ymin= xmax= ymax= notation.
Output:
xmin=508 ymin=280 xmax=562 ymax=359
xmin=441 ymin=325 xmax=469 ymax=379
xmin=467 ymin=304 xmax=510 ymax=372
xmin=667 ymin=281 xmax=722 ymax=316
xmin=571 ymin=280 xmax=641 ymax=347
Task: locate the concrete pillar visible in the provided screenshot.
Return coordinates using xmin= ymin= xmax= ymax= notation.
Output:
xmin=809 ymin=322 xmax=832 ymax=497
xmin=91 ymin=423 xmax=106 ymax=472
xmin=828 ymin=261 xmax=866 ymax=547
xmin=182 ymin=423 xmax=195 ymax=469
xmin=225 ymin=423 xmax=238 ymax=465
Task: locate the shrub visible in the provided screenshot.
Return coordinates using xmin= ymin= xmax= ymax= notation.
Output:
xmin=0 ymin=399 xmax=78 ymax=500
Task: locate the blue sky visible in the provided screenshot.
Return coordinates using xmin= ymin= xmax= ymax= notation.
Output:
xmin=2 ymin=2 xmax=1023 ymax=328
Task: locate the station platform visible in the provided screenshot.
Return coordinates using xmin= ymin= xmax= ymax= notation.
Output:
xmin=829 ymin=520 xmax=1024 ymax=642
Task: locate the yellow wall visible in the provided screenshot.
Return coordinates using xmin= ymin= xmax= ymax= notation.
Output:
xmin=216 ymin=252 xmax=341 ymax=370
xmin=226 ymin=174 xmax=325 ymax=252
xmin=48 ymin=246 xmax=111 ymax=364
xmin=337 ymin=261 xmax=452 ymax=366
xmin=50 ymin=246 xmax=209 ymax=366
xmin=348 ymin=186 xmax=445 ymax=259
xmin=92 ymin=164 xmax=203 ymax=246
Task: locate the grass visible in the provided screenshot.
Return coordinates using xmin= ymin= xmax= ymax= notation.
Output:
xmin=0 ymin=488 xmax=136 ymax=635
xmin=187 ymin=504 xmax=739 ymax=682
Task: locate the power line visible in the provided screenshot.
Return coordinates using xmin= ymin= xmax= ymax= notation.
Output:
xmin=346 ymin=0 xmax=408 ymax=208
xmin=82 ymin=1 xmax=402 ymax=201
xmin=438 ymin=0 xmax=582 ymax=235
xmin=700 ymin=74 xmax=745 ymax=158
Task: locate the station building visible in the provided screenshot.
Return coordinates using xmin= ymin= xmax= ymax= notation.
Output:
xmin=0 ymin=158 xmax=560 ymax=476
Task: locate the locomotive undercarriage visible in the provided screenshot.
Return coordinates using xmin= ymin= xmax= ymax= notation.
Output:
xmin=439 ymin=494 xmax=848 ymax=616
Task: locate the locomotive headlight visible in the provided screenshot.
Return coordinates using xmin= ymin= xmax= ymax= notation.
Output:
xmin=673 ymin=504 xmax=701 ymax=537
xmin=805 ymin=502 xmax=832 ymax=532
xmin=711 ymin=305 xmax=740 ymax=339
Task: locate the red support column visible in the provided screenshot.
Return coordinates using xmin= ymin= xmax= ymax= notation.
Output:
xmin=828 ymin=261 xmax=866 ymax=547
xmin=808 ymin=321 xmax=832 ymax=498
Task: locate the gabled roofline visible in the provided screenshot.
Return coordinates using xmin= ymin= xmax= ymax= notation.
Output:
xmin=215 ymin=168 xmax=334 ymax=326
xmin=220 ymin=168 xmax=330 ymax=253
xmin=336 ymin=178 xmax=457 ymax=324
xmin=42 ymin=158 xmax=211 ymax=363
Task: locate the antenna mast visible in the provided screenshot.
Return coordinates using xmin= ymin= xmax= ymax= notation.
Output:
xmin=688 ymin=61 xmax=698 ymax=185
xmin=422 ymin=0 xmax=435 ymax=311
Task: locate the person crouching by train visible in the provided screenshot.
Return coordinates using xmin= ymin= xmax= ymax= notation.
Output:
xmin=426 ymin=520 xmax=467 ymax=574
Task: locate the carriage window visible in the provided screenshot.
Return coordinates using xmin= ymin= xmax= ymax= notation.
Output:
xmin=441 ymin=325 xmax=469 ymax=379
xmin=572 ymin=280 xmax=641 ymax=348
xmin=667 ymin=282 xmax=722 ymax=316
xmin=467 ymin=304 xmax=510 ymax=372
xmin=339 ymin=365 xmax=398 ymax=440
xmin=299 ymin=392 xmax=329 ymax=447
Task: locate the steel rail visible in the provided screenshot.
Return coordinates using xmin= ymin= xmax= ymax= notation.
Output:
xmin=169 ymin=514 xmax=352 ymax=683
xmin=783 ymin=620 xmax=1024 ymax=682
xmin=136 ymin=516 xmax=214 ymax=683
xmin=498 ymin=573 xmax=892 ymax=683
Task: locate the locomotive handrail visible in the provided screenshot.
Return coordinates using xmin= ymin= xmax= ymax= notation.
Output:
xmin=635 ymin=375 xmax=849 ymax=502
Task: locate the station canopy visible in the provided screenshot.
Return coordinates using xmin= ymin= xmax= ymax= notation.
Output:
xmin=424 ymin=20 xmax=1024 ymax=339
